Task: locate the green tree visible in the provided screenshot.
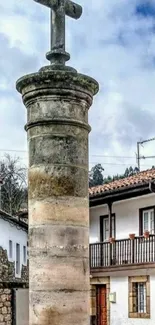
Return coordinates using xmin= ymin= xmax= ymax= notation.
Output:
xmin=89 ymin=164 xmax=104 ymax=187
xmin=89 ymin=163 xmax=140 ymax=188
xmin=124 ymin=166 xmax=139 ymax=177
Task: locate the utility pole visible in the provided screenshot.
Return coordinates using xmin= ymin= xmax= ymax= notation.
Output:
xmin=137 ymin=137 xmax=155 ymax=171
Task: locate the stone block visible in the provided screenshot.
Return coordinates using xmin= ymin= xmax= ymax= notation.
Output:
xmin=4 ymin=314 xmax=11 ymax=321
xmin=0 ymin=314 xmax=4 ymax=322
xmin=2 ymin=306 xmax=7 ymax=314
xmin=7 ymin=307 xmax=11 ymax=313
xmin=4 ymin=290 xmax=10 ymax=295
xmin=1 ymin=295 xmax=6 ymax=302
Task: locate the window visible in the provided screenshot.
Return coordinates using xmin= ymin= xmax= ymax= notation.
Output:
xmin=16 ymin=243 xmax=20 ymax=276
xmin=100 ymin=215 xmax=115 ymax=242
xmin=133 ymin=283 xmax=146 ymax=313
xmin=23 ymin=246 xmax=26 ymax=264
xmin=103 ymin=218 xmax=109 ymax=241
xmin=139 ymin=206 xmax=155 ymax=235
xmin=143 ymin=210 xmax=154 ymax=234
xmin=129 ymin=276 xmax=150 ymax=318
xmin=9 ymin=240 xmax=13 ymax=259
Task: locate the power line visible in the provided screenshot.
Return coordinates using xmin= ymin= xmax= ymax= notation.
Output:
xmin=0 ymin=149 xmax=154 ymax=168
xmin=0 ymin=149 xmax=27 ymax=153
xmin=0 ymin=149 xmax=154 ymax=161
xmin=0 ymin=154 xmax=153 ymax=167
xmin=90 ymin=154 xmax=136 ymax=159
xmin=89 ymin=162 xmax=154 ymax=167
xmin=0 ymin=150 xmax=135 ymax=158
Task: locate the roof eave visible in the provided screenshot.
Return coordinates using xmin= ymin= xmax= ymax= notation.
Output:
xmin=0 ymin=210 xmax=28 ymax=231
xmin=89 ymin=183 xmax=152 ymax=207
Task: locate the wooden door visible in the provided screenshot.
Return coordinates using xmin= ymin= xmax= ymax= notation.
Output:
xmin=96 ymin=286 xmax=107 ymax=325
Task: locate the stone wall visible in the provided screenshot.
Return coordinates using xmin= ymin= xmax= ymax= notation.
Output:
xmin=0 ymin=246 xmax=28 ymax=325
xmin=0 ymin=289 xmax=12 ymax=325
xmin=0 ymin=246 xmax=28 ymax=284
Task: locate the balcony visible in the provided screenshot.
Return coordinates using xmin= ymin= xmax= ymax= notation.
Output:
xmin=90 ymin=234 xmax=155 ymax=269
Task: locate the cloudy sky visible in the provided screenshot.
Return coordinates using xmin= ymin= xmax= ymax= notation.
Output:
xmin=0 ymin=0 xmax=155 ymax=176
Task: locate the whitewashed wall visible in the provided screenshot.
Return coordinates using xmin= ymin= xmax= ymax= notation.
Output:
xmin=110 ymin=275 xmax=155 ymax=325
xmin=90 ymin=193 xmax=155 ymax=243
xmin=0 ymin=217 xmax=28 ymax=277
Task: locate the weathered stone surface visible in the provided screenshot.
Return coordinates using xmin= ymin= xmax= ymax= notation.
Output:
xmin=0 ymin=290 xmax=12 ymax=325
xmin=34 ymin=0 xmax=82 ymax=66
xmin=0 ymin=246 xmax=28 ymax=325
xmin=2 ymin=308 xmax=7 ymax=315
xmin=0 ymin=314 xmax=4 ymax=322
xmin=17 ymin=62 xmax=98 ymax=325
xmin=4 ymin=315 xmax=11 ymax=321
xmin=16 ymin=70 xmax=98 ymax=97
xmin=0 ymin=297 xmax=6 ymax=303
xmin=29 ymin=197 xmax=88 ymax=226
xmin=30 ymin=290 xmax=89 ymax=325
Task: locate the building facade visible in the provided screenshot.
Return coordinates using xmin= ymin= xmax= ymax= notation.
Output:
xmin=0 ymin=209 xmax=28 ymax=325
xmin=89 ymin=169 xmax=155 ymax=325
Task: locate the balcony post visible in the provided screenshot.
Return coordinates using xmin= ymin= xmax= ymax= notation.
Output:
xmin=108 ymin=201 xmax=113 ymax=239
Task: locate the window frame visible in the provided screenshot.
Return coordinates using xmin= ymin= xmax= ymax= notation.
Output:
xmin=128 ymin=276 xmax=150 ymax=319
xmin=23 ymin=245 xmax=27 ymax=265
xmin=139 ymin=206 xmax=155 ymax=236
xmin=15 ymin=243 xmax=20 ymax=277
xmin=100 ymin=214 xmax=116 ymax=242
xmin=8 ymin=240 xmax=13 ymax=260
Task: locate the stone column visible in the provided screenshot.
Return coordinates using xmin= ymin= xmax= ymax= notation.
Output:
xmin=16 ymin=66 xmax=98 ymax=325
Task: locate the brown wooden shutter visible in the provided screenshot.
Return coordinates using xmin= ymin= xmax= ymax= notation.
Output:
xmin=139 ymin=209 xmax=143 ymax=236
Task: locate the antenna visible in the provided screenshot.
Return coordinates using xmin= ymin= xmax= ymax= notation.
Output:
xmin=137 ymin=137 xmax=155 ymax=171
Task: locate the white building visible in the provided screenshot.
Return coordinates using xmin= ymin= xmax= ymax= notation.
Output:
xmin=0 ymin=209 xmax=28 ymax=325
xmin=0 ymin=209 xmax=28 ymax=278
xmin=89 ymin=168 xmax=155 ymax=325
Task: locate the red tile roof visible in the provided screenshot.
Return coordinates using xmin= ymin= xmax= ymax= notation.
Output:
xmin=89 ymin=168 xmax=155 ymax=197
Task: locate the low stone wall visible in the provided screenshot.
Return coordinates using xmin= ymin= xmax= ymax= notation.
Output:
xmin=0 ymin=288 xmax=12 ymax=325
xmin=0 ymin=246 xmax=28 ymax=284
xmin=0 ymin=246 xmax=28 ymax=325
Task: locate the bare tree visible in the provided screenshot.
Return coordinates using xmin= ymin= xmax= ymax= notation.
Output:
xmin=0 ymin=154 xmax=28 ymax=215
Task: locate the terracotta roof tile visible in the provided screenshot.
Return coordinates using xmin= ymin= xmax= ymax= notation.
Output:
xmin=89 ymin=168 xmax=155 ymax=197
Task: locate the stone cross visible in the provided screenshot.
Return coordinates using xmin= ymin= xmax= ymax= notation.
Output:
xmin=34 ymin=0 xmax=82 ymax=65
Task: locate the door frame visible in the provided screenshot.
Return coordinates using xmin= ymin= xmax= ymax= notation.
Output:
xmin=90 ymin=277 xmax=110 ymax=325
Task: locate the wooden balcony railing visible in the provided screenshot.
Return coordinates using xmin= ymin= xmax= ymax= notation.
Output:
xmin=90 ymin=235 xmax=155 ymax=269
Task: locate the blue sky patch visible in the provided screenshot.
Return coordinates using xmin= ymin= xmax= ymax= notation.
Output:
xmin=136 ymin=2 xmax=155 ymax=17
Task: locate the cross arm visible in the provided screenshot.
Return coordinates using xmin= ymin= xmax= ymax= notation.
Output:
xmin=65 ymin=1 xmax=82 ymax=20
xmin=34 ymin=0 xmax=82 ymax=19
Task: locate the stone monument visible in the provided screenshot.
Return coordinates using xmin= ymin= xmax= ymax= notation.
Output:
xmin=16 ymin=0 xmax=99 ymax=324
